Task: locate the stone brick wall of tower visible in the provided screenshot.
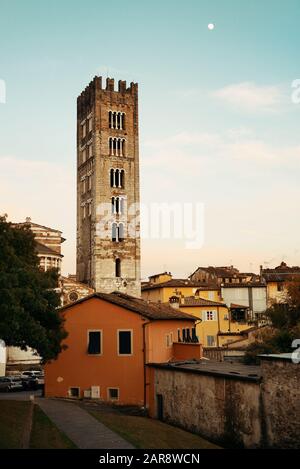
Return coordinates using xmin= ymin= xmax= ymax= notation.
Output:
xmin=76 ymin=77 xmax=141 ymax=297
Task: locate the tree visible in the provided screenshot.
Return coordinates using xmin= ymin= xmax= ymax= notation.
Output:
xmin=244 ymin=277 xmax=300 ymax=364
xmin=0 ymin=215 xmax=67 ymax=362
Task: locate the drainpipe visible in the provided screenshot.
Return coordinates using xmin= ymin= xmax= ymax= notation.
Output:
xmin=217 ymin=306 xmax=220 ymax=347
xmin=142 ymin=321 xmax=150 ymax=408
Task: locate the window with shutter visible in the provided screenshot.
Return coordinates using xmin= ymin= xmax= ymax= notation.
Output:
xmin=87 ymin=331 xmax=101 ymax=355
xmin=118 ymin=330 xmax=132 ymax=355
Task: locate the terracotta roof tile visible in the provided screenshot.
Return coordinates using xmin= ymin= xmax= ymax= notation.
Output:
xmin=60 ymin=291 xmax=196 ymax=321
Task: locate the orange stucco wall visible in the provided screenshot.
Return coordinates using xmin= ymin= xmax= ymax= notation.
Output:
xmin=172 ymin=342 xmax=202 ymax=360
xmin=45 ymin=297 xmax=146 ymax=405
xmin=145 ymin=320 xmax=196 ymax=363
xmin=45 ymin=297 xmax=197 ymax=406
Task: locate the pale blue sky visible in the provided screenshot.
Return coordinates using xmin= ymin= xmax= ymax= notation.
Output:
xmin=1 ymin=0 xmax=300 ymax=277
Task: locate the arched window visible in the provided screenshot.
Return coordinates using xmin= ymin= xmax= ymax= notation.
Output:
xmin=115 ymin=169 xmax=120 ymax=187
xmin=115 ymin=197 xmax=120 ymax=214
xmin=118 ymin=223 xmax=124 ymax=242
xmin=112 ymin=223 xmax=117 ymax=242
xmin=111 ymin=197 xmax=115 ymax=214
xmin=120 ymin=197 xmax=125 ymax=215
xmin=113 ymin=112 xmax=116 ymax=129
xmin=120 ymin=169 xmax=124 ymax=188
xmin=122 ymin=113 xmax=125 ymax=130
xmin=109 ymin=111 xmax=112 ymax=129
xmin=115 ymin=258 xmax=121 ymax=277
xmin=110 ymin=169 xmax=114 ymax=187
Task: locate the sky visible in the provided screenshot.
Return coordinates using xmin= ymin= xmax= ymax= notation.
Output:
xmin=1 ymin=0 xmax=300 ymax=279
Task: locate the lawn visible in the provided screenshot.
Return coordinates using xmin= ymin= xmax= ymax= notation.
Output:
xmin=0 ymin=400 xmax=76 ymax=449
xmin=30 ymin=404 xmax=76 ymax=449
xmin=87 ymin=405 xmax=220 ymax=449
xmin=0 ymin=400 xmax=31 ymax=448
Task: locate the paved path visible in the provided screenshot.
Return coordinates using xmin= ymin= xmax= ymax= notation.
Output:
xmin=37 ymin=398 xmax=134 ymax=449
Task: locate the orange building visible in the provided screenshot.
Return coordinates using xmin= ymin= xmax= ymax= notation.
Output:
xmin=45 ymin=292 xmax=200 ymax=406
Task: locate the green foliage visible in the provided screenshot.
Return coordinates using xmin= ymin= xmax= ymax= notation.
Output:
xmin=0 ymin=215 xmax=67 ymax=362
xmin=244 ymin=279 xmax=300 ymax=364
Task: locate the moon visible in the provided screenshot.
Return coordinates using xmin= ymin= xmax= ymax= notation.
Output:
xmin=208 ymin=23 xmax=215 ymax=30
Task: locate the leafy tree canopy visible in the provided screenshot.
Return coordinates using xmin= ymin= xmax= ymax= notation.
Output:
xmin=244 ymin=277 xmax=300 ymax=364
xmin=0 ymin=215 xmax=67 ymax=362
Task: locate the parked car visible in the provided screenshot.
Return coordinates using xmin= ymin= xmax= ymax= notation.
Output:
xmin=21 ymin=370 xmax=43 ymax=379
xmin=0 ymin=376 xmax=23 ymax=392
xmin=21 ymin=375 xmax=38 ymax=390
xmin=21 ymin=371 xmax=44 ymax=388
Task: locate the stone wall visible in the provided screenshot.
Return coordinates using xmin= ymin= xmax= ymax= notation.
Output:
xmin=149 ymin=356 xmax=300 ymax=448
xmin=150 ymin=367 xmax=262 ymax=448
xmin=260 ymin=356 xmax=300 ymax=448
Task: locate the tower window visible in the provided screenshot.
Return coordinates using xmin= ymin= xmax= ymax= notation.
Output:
xmin=118 ymin=223 xmax=124 ymax=242
xmin=112 ymin=223 xmax=117 ymax=242
xmin=112 ymin=197 xmax=125 ymax=215
xmin=111 ymin=222 xmax=125 ymax=242
xmin=110 ymin=169 xmax=125 ymax=188
xmin=88 ymin=116 xmax=93 ymax=132
xmin=109 ymin=111 xmax=126 ymax=130
xmin=115 ymin=258 xmax=121 ymax=277
xmin=81 ymin=121 xmax=86 ymax=139
xmin=109 ymin=138 xmax=126 ymax=156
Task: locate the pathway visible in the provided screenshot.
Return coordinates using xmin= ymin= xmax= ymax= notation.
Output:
xmin=37 ymin=398 xmax=134 ymax=449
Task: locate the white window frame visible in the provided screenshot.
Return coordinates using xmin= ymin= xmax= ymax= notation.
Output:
xmin=203 ymin=310 xmax=217 ymax=321
xmin=117 ymin=329 xmax=133 ymax=356
xmin=68 ymin=386 xmax=80 ymax=398
xmin=107 ymin=387 xmax=120 ymax=401
xmin=87 ymin=329 xmax=103 ymax=356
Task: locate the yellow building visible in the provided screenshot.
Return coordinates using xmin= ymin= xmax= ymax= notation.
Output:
xmin=142 ymin=273 xmax=221 ymax=304
xmin=178 ymin=297 xmax=251 ymax=348
xmin=261 ymin=262 xmax=300 ymax=306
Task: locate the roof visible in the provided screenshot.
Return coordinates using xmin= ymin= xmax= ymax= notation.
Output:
xmin=190 ymin=266 xmax=245 ymax=278
xmin=261 ymin=262 xmax=300 ymax=282
xmin=35 ymin=241 xmax=63 ymax=257
xmin=142 ymin=279 xmax=220 ymax=291
xmin=15 ymin=220 xmax=63 ymax=235
xmin=221 ymin=283 xmax=266 ymax=288
xmin=180 ymin=297 xmax=226 ymax=308
xmin=59 ymin=291 xmax=196 ymax=321
xmin=230 ymin=303 xmax=249 ymax=309
xmin=148 ymin=271 xmax=172 ymax=279
xmin=148 ymin=360 xmax=261 ymax=382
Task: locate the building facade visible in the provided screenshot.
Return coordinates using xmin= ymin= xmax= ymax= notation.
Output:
xmin=261 ymin=262 xmax=300 ymax=306
xmin=14 ymin=217 xmax=64 ymax=273
xmin=76 ymin=77 xmax=141 ymax=297
xmin=45 ymin=292 xmax=200 ymax=405
xmin=221 ymin=283 xmax=267 ymax=323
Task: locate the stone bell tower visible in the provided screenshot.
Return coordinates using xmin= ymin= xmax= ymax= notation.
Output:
xmin=76 ymin=76 xmax=141 ymax=297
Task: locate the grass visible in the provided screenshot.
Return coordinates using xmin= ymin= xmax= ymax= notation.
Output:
xmin=87 ymin=406 xmax=220 ymax=449
xmin=29 ymin=404 xmax=76 ymax=449
xmin=0 ymin=400 xmax=31 ymax=448
xmin=0 ymin=400 xmax=76 ymax=449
